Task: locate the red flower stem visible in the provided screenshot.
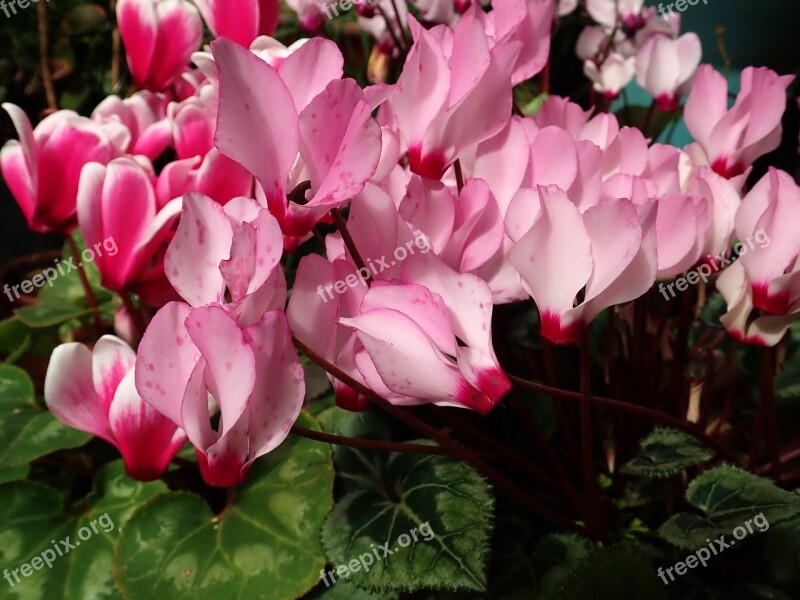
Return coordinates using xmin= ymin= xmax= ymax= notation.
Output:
xmin=507 ymin=391 xmax=596 ymax=527
xmin=454 ymin=159 xmax=465 ymax=193
xmin=579 ymin=336 xmax=604 ymax=539
xmin=507 ymin=374 xmax=741 ymax=466
xmin=67 ymin=234 xmax=103 ymax=338
xmin=294 ymin=336 xmax=585 ymax=532
xmin=330 ymin=208 xmax=370 ymax=281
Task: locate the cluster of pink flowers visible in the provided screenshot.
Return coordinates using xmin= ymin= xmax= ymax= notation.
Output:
xmin=2 ymin=0 xmax=797 ymax=486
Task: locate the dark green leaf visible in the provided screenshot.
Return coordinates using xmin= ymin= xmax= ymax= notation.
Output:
xmin=114 ymin=412 xmax=334 ymax=600
xmin=319 ymin=407 xmax=494 ymax=593
xmin=0 ymin=364 xmax=91 ymax=468
xmin=659 ymin=466 xmax=800 ymax=549
xmin=622 ymin=428 xmax=715 ymax=478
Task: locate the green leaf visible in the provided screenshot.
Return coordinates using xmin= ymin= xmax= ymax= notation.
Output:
xmin=555 ymin=543 xmax=668 ymax=600
xmin=0 ymin=365 xmax=91 ymax=468
xmin=622 ymin=428 xmax=715 ymax=478
xmin=305 ymin=579 xmax=398 ymax=599
xmin=521 ymin=92 xmax=549 ymax=117
xmin=0 ymin=461 xmax=166 ymax=599
xmin=14 ymin=234 xmax=114 ymax=329
xmin=659 ymin=466 xmax=800 ymax=549
xmin=114 ymin=411 xmax=334 ymax=600
xmin=0 ymin=464 xmax=28 ymax=483
xmin=0 ymin=317 xmax=59 ymax=359
xmin=318 ymin=407 xmax=494 ymax=593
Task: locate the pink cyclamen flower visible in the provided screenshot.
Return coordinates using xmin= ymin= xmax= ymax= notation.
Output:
xmin=470 ymin=0 xmax=555 ymax=86
xmin=583 ymin=53 xmax=636 ymax=100
xmin=91 ymin=91 xmax=172 ymax=161
xmin=684 ymin=65 xmax=794 ymax=179
xmin=77 ymin=158 xmax=182 ymax=306
xmin=635 ymin=33 xmax=702 ymax=111
xmin=193 ymin=0 xmax=279 ymax=46
xmin=45 ymin=336 xmax=187 ymax=481
xmin=734 ymin=168 xmax=800 ymax=315
xmin=213 ymin=37 xmax=382 ymax=238
xmin=587 ymin=0 xmax=644 ymax=29
xmin=717 ymin=169 xmax=800 ymax=346
xmin=163 ymin=192 xmax=287 ymax=326
xmin=389 ymin=15 xmax=521 ymax=180
xmin=136 ymin=303 xmax=304 ymax=486
xmin=117 ymin=0 xmax=203 ymax=91
xmin=1 ymin=105 xmax=117 ymax=234
xmin=508 ymin=186 xmax=657 ymax=344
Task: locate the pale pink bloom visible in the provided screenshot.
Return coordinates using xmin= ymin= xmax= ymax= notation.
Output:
xmin=471 ymin=0 xmax=554 ymax=85
xmin=1 ymin=105 xmax=117 ymax=233
xmin=401 ymin=177 xmax=504 ymax=274
xmin=587 ymin=0 xmax=644 ymax=29
xmin=717 ymin=262 xmax=800 ymax=347
xmin=509 ymin=186 xmax=657 ymax=344
xmin=45 ymin=336 xmax=186 ymax=481
xmin=192 ymin=38 xmax=312 ymax=86
xmin=653 ymin=193 xmax=709 ymax=277
xmin=156 ymin=150 xmax=254 ymax=208
xmin=212 ymin=37 xmax=381 ymax=237
xmin=583 ymin=53 xmax=636 ymax=100
xmin=136 ymin=303 xmax=304 ymax=486
xmin=116 ymin=0 xmax=203 ymax=92
xmin=685 ymin=165 xmax=741 ymax=260
xmin=635 ymin=33 xmax=701 ymax=111
xmin=77 ymin=158 xmax=182 ymax=306
xmin=164 ymin=193 xmax=287 ymax=326
xmin=193 ymin=0 xmax=279 ymax=46
xmin=168 ymin=83 xmax=218 ymax=160
xmin=91 ymin=91 xmax=172 ymax=160
xmin=576 ymin=26 xmax=610 ymax=62
xmin=286 ymin=0 xmax=326 ymax=31
xmin=389 ymin=15 xmax=521 ymax=180
xmin=288 ymin=184 xmax=510 ymax=412
xmin=684 ymin=65 xmax=794 ymax=179
xmin=734 ymin=168 xmax=800 ymax=316
xmin=412 ymin=0 xmax=458 ymax=25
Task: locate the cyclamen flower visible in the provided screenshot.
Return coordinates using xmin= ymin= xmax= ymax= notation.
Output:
xmin=117 ymin=0 xmax=203 ymax=91
xmin=1 ymin=105 xmax=118 ymax=234
xmin=508 ymin=186 xmax=657 ymax=344
xmin=91 ymin=91 xmax=172 ymax=161
xmin=45 ymin=336 xmax=186 ymax=481
xmin=136 ymin=303 xmax=304 ymax=486
xmin=583 ymin=53 xmax=636 ymax=100
xmin=77 ymin=158 xmax=182 ymax=307
xmin=212 ymin=37 xmax=382 ymax=239
xmin=389 ymin=15 xmax=521 ymax=180
xmin=635 ymin=33 xmax=702 ymax=111
xmin=684 ymin=65 xmax=794 ymax=180
xmin=193 ymin=0 xmax=279 ymax=47
xmin=135 ymin=193 xmax=303 ymax=486
xmin=288 ymin=185 xmax=510 ymax=413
